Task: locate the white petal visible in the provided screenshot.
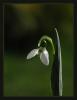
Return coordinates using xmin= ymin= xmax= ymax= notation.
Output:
xmin=40 ymin=48 xmax=49 ymax=66
xmin=27 ymin=49 xmax=39 ymax=59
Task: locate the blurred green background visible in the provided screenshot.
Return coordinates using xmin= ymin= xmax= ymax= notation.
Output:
xmin=4 ymin=3 xmax=73 ymax=96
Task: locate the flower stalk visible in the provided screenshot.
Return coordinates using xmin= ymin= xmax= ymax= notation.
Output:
xmin=38 ymin=35 xmax=55 ymax=55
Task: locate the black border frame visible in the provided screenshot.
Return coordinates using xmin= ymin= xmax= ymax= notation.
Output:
xmin=0 ymin=0 xmax=76 ymax=99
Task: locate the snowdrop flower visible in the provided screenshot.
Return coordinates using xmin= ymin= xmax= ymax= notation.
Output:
xmin=27 ymin=35 xmax=55 ymax=66
xmin=27 ymin=47 xmax=49 ymax=66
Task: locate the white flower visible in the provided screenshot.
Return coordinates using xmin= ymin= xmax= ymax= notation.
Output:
xmin=27 ymin=47 xmax=49 ymax=66
xmin=27 ymin=49 xmax=39 ymax=60
xmin=40 ymin=48 xmax=49 ymax=65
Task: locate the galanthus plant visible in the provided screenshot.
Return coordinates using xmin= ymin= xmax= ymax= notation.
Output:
xmin=26 ymin=28 xmax=63 ymax=96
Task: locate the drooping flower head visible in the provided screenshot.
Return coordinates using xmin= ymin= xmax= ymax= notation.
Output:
xmin=27 ymin=46 xmax=49 ymax=66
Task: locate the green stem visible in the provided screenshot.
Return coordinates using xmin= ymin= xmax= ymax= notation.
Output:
xmin=38 ymin=35 xmax=55 ymax=96
xmin=38 ymin=28 xmax=62 ymax=96
xmin=38 ymin=35 xmax=55 ymax=55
